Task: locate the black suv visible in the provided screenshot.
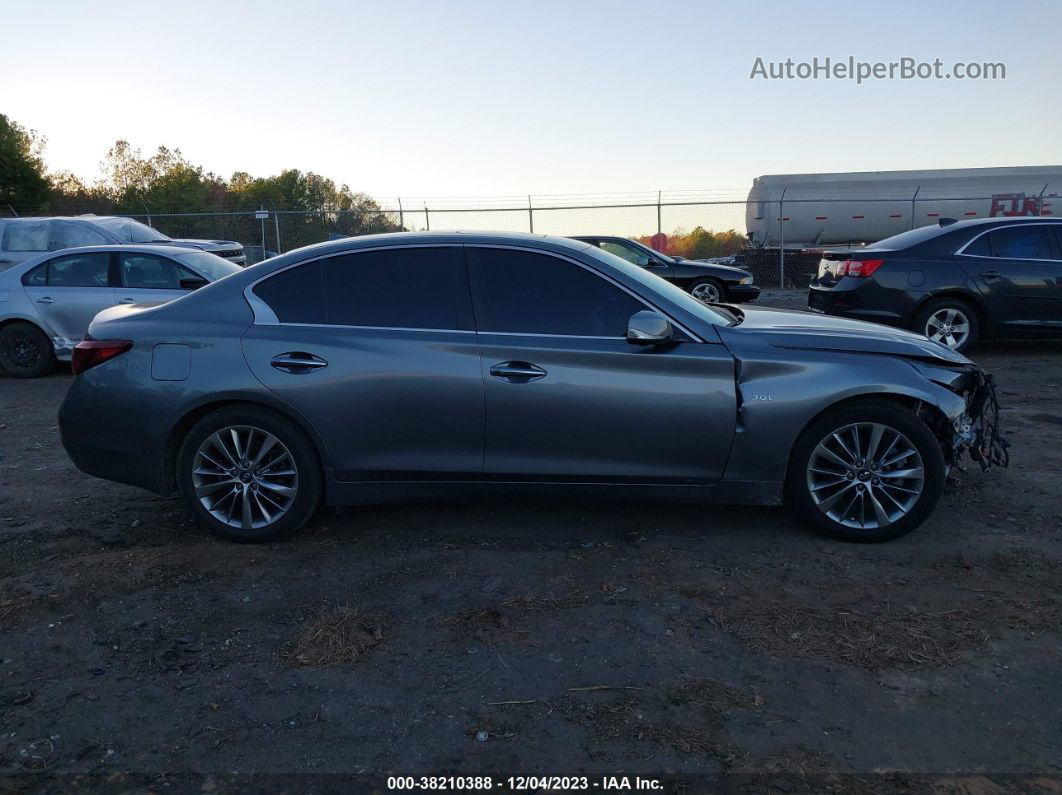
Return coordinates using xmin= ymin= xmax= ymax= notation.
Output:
xmin=572 ymin=236 xmax=760 ymax=304
xmin=808 ymin=217 xmax=1062 ymax=351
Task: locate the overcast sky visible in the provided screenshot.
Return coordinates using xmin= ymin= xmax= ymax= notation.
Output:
xmin=5 ymin=0 xmax=1059 ymax=200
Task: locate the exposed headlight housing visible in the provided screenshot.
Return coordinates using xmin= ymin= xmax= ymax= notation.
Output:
xmin=739 ymin=276 xmax=753 ymax=285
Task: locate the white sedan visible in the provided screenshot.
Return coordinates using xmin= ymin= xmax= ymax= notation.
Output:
xmin=0 ymin=244 xmax=241 ymax=377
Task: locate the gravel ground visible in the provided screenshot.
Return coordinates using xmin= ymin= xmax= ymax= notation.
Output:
xmin=1 ymin=291 xmax=1060 ymax=793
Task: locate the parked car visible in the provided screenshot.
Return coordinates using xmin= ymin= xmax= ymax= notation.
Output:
xmin=808 ymin=217 xmax=1062 ymax=352
xmin=0 ymin=245 xmax=242 ymax=377
xmin=59 ymin=231 xmax=1006 ymax=544
xmin=0 ymin=216 xmax=246 ymax=271
xmin=571 ymin=236 xmax=759 ymax=304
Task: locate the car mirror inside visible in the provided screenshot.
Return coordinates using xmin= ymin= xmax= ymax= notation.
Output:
xmin=626 ymin=310 xmax=673 ymax=345
xmin=179 ymin=277 xmax=209 ymax=290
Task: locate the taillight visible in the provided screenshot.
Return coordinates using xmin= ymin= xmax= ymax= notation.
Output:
xmin=837 ymin=258 xmax=885 ymax=278
xmin=71 ymin=340 xmax=133 ymax=374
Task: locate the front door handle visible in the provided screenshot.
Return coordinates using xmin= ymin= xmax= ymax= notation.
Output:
xmin=489 ymin=361 xmax=547 ymax=382
xmin=978 ymin=270 xmax=1002 ymax=280
xmin=36 ymin=297 xmax=54 ymax=304
xmin=270 ymin=352 xmax=328 ymax=374
xmin=118 ymin=298 xmax=136 ymax=304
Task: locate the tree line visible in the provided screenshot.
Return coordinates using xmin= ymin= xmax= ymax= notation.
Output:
xmin=0 ymin=113 xmax=398 ymax=236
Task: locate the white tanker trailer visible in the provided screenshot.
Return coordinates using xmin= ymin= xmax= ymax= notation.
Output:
xmin=745 ymin=166 xmax=1062 ymax=248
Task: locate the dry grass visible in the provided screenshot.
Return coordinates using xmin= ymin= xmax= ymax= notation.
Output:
xmin=286 ymin=606 xmax=385 ymax=667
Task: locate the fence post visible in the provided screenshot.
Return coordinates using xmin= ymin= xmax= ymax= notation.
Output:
xmin=1039 ymin=183 xmax=1048 ymax=215
xmin=397 ymin=196 xmax=404 ymax=230
xmin=910 ymin=186 xmax=921 ymax=230
xmin=424 ymin=204 xmax=430 ymax=231
xmin=528 ymin=195 xmax=534 ymax=234
xmin=657 ymin=191 xmax=662 ymax=236
xmin=260 ymin=205 xmax=267 ymax=261
xmin=778 ymin=188 xmax=787 ymax=289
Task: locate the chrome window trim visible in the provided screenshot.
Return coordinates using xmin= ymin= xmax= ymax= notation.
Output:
xmin=244 ymin=241 xmax=705 ymax=343
xmin=955 ymin=221 xmax=1062 ymax=262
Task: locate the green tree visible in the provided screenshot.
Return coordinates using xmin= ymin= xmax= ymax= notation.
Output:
xmin=0 ymin=114 xmax=50 ymax=208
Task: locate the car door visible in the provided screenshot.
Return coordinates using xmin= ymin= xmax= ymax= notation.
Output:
xmin=467 ymin=245 xmax=736 ymax=482
xmin=115 ymin=252 xmax=200 ymax=305
xmin=20 ymin=252 xmax=116 ymax=342
xmin=961 ymin=224 xmax=1062 ymax=331
xmin=241 ymin=246 xmax=485 ymax=481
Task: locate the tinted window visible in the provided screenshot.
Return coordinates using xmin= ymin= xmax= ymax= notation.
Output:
xmin=476 ymin=248 xmax=644 ymax=336
xmin=322 ymin=248 xmax=459 ymax=329
xmin=252 ymin=260 xmax=324 ymax=324
xmin=865 ymin=225 xmax=948 ymax=251
xmin=962 ymin=233 xmax=992 ymax=257
xmin=44 ymin=253 xmax=110 ymax=287
xmin=22 ymin=263 xmax=48 ymax=286
xmin=985 ymin=226 xmax=1056 ymax=260
xmin=120 ymin=253 xmax=196 ymax=289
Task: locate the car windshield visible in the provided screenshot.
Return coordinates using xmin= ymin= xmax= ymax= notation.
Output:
xmin=865 ymin=225 xmax=947 ymax=251
xmin=174 ymin=251 xmax=243 ymax=281
xmin=92 ymin=217 xmax=172 ymax=243
xmin=580 ymin=245 xmax=736 ymax=326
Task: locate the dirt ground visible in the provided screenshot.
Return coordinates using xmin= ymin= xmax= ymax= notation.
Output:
xmin=1 ymin=291 xmax=1060 ymax=793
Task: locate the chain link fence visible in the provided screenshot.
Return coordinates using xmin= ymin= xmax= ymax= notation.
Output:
xmin=4 ymin=190 xmax=1054 ymax=287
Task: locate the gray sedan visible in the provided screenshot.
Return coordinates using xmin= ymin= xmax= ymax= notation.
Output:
xmin=0 ymin=245 xmax=242 ymax=377
xmin=59 ymin=232 xmax=1007 ymax=543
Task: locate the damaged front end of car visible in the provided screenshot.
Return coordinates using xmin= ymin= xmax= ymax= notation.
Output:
xmin=912 ymin=361 xmax=1010 ymax=472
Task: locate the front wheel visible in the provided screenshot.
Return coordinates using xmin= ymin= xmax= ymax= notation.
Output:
xmin=177 ymin=406 xmax=322 ymax=542
xmin=786 ymin=402 xmax=945 ymax=542
xmin=688 ymin=278 xmax=726 ymax=304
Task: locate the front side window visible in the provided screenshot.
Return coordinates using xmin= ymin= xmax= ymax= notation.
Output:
xmin=93 ymin=218 xmax=171 ymax=244
xmin=475 ymin=248 xmax=644 ymax=337
xmin=41 ymin=253 xmax=110 ymax=287
xmin=984 ymin=226 xmax=1056 ymax=260
xmin=120 ymin=253 xmax=196 ymax=289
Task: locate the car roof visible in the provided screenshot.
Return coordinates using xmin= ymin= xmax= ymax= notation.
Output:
xmin=938 ymin=216 xmax=1061 ymax=231
xmin=38 ymin=244 xmax=209 ymax=257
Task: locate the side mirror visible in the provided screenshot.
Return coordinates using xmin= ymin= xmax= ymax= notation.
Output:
xmin=626 ymin=310 xmax=673 ymax=346
xmin=179 ymin=276 xmax=209 ymax=291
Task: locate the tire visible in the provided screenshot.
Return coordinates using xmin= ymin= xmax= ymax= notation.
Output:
xmin=785 ymin=401 xmax=946 ymax=542
xmin=688 ymin=277 xmax=726 ymax=304
xmin=915 ymin=297 xmax=979 ymax=352
xmin=177 ymin=405 xmax=322 ymax=542
xmin=0 ymin=322 xmax=56 ymax=378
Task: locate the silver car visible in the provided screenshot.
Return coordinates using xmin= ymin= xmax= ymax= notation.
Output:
xmin=0 ymin=245 xmax=242 ymax=377
xmin=59 ymin=232 xmax=1007 ymax=544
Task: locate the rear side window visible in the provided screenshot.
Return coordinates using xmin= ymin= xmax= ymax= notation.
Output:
xmin=474 ymin=248 xmax=644 ymax=336
xmin=253 ymin=260 xmax=324 ymax=324
xmin=50 ymin=221 xmax=109 ymax=250
xmin=3 ymin=221 xmax=49 ymax=252
xmin=983 ymin=226 xmax=1056 ymax=260
xmin=323 ymin=248 xmax=459 ymax=329
xmin=22 ymin=252 xmax=110 ymax=287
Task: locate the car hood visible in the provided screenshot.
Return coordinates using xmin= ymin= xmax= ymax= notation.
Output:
xmin=720 ymin=305 xmax=971 ymax=365
xmin=677 ymin=261 xmax=751 ymax=278
xmin=167 ymin=238 xmax=242 ymax=249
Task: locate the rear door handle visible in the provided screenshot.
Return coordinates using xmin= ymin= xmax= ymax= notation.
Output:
xmin=489 ymin=361 xmax=547 ymax=382
xmin=36 ymin=297 xmax=54 ymax=304
xmin=978 ymin=270 xmax=1002 ymax=280
xmin=118 ymin=298 xmax=136 ymax=304
xmin=270 ymin=352 xmax=328 ymax=374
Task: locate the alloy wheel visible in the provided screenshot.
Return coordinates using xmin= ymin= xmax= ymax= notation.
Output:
xmin=806 ymin=422 xmax=924 ymax=530
xmin=925 ymin=307 xmax=970 ymax=349
xmin=5 ymin=332 xmax=39 ymax=369
xmin=691 ymin=282 xmax=721 ymax=303
xmin=191 ymin=426 xmax=299 ymax=530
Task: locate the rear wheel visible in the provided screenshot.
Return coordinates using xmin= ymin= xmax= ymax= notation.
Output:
xmin=915 ymin=297 xmax=979 ymax=352
xmin=177 ymin=406 xmax=322 ymax=542
xmin=688 ymin=277 xmax=726 ymax=304
xmin=0 ymin=322 xmax=55 ymax=378
xmin=786 ymin=402 xmax=945 ymax=542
